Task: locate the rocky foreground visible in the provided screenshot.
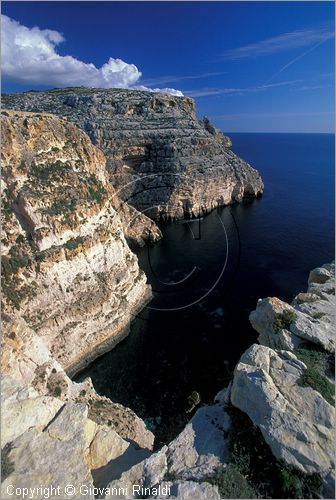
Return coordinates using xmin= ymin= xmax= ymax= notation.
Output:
xmin=1 ymin=106 xmax=333 ymax=499
xmin=2 ymin=88 xmax=264 ymax=219
xmin=2 ymin=233 xmax=334 ymax=497
xmin=85 ymin=262 xmax=335 ymax=500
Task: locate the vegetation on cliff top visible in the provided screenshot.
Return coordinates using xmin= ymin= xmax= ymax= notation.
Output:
xmin=273 ymin=310 xmax=297 ymax=332
xmin=295 ymin=345 xmax=335 ymax=405
xmin=217 ymin=405 xmax=324 ymax=499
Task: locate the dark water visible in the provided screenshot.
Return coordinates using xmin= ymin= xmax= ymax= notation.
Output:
xmin=76 ymin=133 xmax=335 ymax=446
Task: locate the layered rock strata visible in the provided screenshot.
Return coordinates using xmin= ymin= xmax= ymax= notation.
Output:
xmin=2 ymin=88 xmax=264 ymax=219
xmin=1 ymin=110 xmax=155 ymax=499
xmin=1 ymin=110 xmax=153 ymax=374
xmin=2 ymin=106 xmax=333 ymax=499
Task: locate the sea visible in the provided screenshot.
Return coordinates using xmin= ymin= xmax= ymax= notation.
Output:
xmin=76 ymin=133 xmax=335 ymax=446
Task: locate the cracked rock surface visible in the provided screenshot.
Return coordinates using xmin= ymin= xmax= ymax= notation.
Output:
xmin=2 ymin=88 xmax=264 ymax=220
xmin=250 ymin=262 xmax=335 ymax=353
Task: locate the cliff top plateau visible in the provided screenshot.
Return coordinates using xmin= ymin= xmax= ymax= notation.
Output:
xmin=2 ymin=87 xmax=264 ymax=220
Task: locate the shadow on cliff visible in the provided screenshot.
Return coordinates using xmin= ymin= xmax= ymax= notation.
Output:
xmin=92 ymin=439 xmax=151 ymax=492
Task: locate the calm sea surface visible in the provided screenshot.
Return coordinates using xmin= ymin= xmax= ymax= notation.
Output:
xmin=76 ymin=133 xmax=335 ymax=446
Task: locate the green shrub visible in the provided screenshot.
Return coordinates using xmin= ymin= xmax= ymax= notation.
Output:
xmin=294 ymin=346 xmax=333 ymax=378
xmin=86 ymin=174 xmax=106 ymax=204
xmin=1 ymin=282 xmax=21 ymax=309
xmin=209 ymin=464 xmax=258 ymax=498
xmin=87 ymin=185 xmax=104 ymax=203
xmin=79 ymin=390 xmax=87 ymax=397
xmin=15 ymin=234 xmax=25 ymax=244
xmin=27 ymin=234 xmax=38 ymax=252
xmin=1 ymin=193 xmax=13 ymax=219
xmin=226 ymin=405 xmax=324 ymax=498
xmin=299 ymin=368 xmax=334 ymax=405
xmin=29 ymin=161 xmax=65 ymax=183
xmin=273 ymin=310 xmax=297 ymax=332
xmin=1 ymin=251 xmax=30 ymax=279
xmin=53 ymin=387 xmax=62 ymax=397
xmin=226 ymin=404 xmax=274 ymax=497
xmin=279 ymin=465 xmax=323 ymax=499
xmin=1 ymin=444 xmax=14 ymax=481
xmin=92 ymin=399 xmax=105 ymax=408
xmin=64 ymin=236 xmax=84 ymax=250
xmin=41 ymin=197 xmax=76 ymax=216
xmin=1 ymin=278 xmax=37 ymax=310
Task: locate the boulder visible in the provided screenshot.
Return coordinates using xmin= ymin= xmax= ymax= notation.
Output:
xmin=250 ymin=263 xmax=335 ymax=353
xmin=231 ymin=344 xmax=335 ymax=481
xmin=105 ymin=448 xmax=168 ymax=499
xmin=1 ymin=403 xmax=94 ymax=499
xmin=249 ymin=297 xmax=300 ymax=351
xmin=308 ymin=263 xmax=334 ymax=285
xmin=86 ymin=426 xmax=129 ymax=470
xmin=105 ymin=403 xmax=230 ymax=498
xmin=167 ymin=404 xmax=230 ymax=480
xmin=154 ymin=480 xmax=220 ymax=499
xmin=1 ymin=376 xmax=63 ymax=447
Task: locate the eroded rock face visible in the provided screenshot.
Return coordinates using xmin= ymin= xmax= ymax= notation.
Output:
xmin=104 ymin=403 xmax=230 ymax=499
xmin=250 ymin=262 xmax=335 ymax=353
xmin=232 ymin=262 xmax=335 ymax=496
xmin=1 ymin=318 xmax=154 ymax=499
xmin=2 ymin=88 xmax=264 ymax=220
xmin=1 ymin=110 xmax=155 ymax=498
xmin=231 ymin=344 xmax=335 ymax=478
xmin=154 ymin=481 xmax=221 ymax=499
xmin=1 ymin=110 xmax=152 ymax=374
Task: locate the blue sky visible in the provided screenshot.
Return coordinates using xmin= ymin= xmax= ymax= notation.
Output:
xmin=2 ymin=1 xmax=335 ymax=132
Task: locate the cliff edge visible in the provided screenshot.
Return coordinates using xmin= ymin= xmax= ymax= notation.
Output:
xmin=1 ymin=110 xmax=152 ymax=374
xmin=99 ymin=263 xmax=334 ymax=499
xmin=2 ymin=88 xmax=264 ymax=220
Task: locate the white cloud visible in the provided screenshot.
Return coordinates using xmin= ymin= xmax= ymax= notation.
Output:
xmin=134 ymin=85 xmax=184 ymax=97
xmin=222 ymin=28 xmax=334 ymax=59
xmin=1 ymin=15 xmax=183 ymax=96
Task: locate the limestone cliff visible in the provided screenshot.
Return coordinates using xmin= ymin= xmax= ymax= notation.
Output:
xmin=250 ymin=262 xmax=335 ymax=353
xmin=3 ymin=104 xmax=331 ymax=500
xmin=1 ymin=316 xmax=154 ymax=500
xmin=101 ymin=263 xmax=335 ymax=499
xmin=1 ymin=110 xmax=152 ymax=374
xmin=2 ymin=88 xmax=264 ymax=220
xmin=1 ymin=110 xmax=155 ymax=499
xmin=231 ymin=262 xmax=335 ymax=497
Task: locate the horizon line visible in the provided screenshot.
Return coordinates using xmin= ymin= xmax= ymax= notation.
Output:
xmin=224 ymin=131 xmax=335 ymax=134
